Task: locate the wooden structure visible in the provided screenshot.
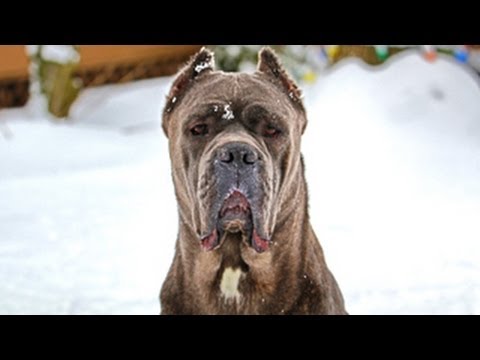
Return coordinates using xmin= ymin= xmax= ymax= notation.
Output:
xmin=0 ymin=45 xmax=202 ymax=109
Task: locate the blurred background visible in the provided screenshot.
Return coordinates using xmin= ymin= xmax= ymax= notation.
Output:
xmin=1 ymin=45 xmax=479 ymax=314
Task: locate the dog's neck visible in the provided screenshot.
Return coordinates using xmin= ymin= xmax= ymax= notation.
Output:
xmin=176 ymin=169 xmax=311 ymax=314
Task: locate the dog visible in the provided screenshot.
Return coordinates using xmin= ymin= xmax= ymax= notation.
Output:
xmin=160 ymin=47 xmax=347 ymax=315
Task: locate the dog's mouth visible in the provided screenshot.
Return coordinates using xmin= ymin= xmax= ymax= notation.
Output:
xmin=200 ymin=190 xmax=270 ymax=253
xmin=219 ymin=190 xmax=252 ymax=231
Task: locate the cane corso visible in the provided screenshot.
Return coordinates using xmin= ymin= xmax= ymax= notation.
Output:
xmin=160 ymin=47 xmax=346 ymax=315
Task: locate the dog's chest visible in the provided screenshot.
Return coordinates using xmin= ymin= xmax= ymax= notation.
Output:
xmin=219 ymin=267 xmax=245 ymax=302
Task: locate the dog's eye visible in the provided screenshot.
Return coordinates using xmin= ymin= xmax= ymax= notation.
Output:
xmin=190 ymin=124 xmax=209 ymax=136
xmin=263 ymin=125 xmax=281 ymax=138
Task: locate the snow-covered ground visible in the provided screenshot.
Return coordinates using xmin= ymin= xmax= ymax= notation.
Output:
xmin=1 ymin=51 xmax=479 ymax=314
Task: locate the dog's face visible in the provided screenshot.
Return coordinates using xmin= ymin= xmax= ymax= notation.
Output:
xmin=163 ymin=48 xmax=307 ymax=255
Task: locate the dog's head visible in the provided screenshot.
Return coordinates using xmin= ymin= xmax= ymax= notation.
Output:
xmin=162 ymin=47 xmax=307 ymax=254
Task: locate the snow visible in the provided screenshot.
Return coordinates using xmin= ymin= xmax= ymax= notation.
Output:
xmin=1 ymin=51 xmax=480 ymax=314
xmin=194 ymin=62 xmax=211 ymax=75
xmin=26 ymin=45 xmax=80 ymax=64
xmin=303 ymin=51 xmax=480 ymax=314
xmin=40 ymin=45 xmax=80 ymax=64
xmin=25 ymin=45 xmax=40 ymax=57
xmin=222 ymin=104 xmax=234 ymax=121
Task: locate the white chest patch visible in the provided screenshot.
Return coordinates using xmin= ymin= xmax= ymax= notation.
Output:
xmin=220 ymin=267 xmax=244 ymax=301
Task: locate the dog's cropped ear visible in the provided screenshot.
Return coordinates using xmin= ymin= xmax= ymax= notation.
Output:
xmin=162 ymin=47 xmax=215 ymax=137
xmin=256 ymin=47 xmax=305 ymax=111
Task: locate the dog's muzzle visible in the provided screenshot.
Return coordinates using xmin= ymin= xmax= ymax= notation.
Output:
xmin=200 ymin=142 xmax=270 ymax=253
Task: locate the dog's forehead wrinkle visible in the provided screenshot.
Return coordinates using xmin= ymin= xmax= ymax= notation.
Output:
xmin=179 ymin=73 xmax=297 ymax=129
xmin=241 ymin=103 xmax=289 ymax=127
xmin=192 ymin=72 xmax=276 ymax=100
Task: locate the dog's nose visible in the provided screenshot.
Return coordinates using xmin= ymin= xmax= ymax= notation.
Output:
xmin=217 ymin=143 xmax=258 ymax=166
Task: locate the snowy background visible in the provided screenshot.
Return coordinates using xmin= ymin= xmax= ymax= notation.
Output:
xmin=1 ymin=50 xmax=479 ymax=314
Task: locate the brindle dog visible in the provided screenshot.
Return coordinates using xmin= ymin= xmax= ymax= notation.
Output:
xmin=160 ymin=47 xmax=347 ymax=315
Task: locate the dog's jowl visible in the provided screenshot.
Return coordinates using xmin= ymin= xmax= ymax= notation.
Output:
xmin=160 ymin=47 xmax=347 ymax=315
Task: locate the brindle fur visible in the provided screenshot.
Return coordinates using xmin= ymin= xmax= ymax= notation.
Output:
xmin=160 ymin=47 xmax=347 ymax=315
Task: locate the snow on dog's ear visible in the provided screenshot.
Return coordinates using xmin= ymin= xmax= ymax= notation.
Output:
xmin=162 ymin=47 xmax=215 ymax=137
xmin=256 ymin=47 xmax=305 ymax=112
